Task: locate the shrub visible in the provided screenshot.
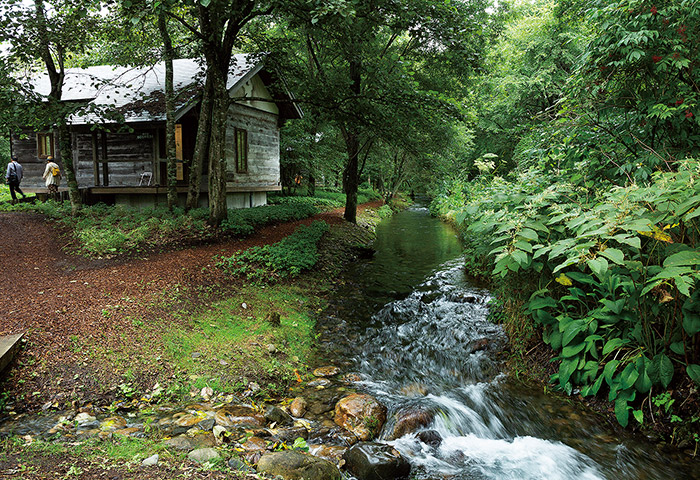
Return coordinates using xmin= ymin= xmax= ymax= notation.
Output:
xmin=217 ymin=221 xmax=330 ymax=281
xmin=432 ymin=159 xmax=700 ymax=428
xmin=221 ymin=203 xmax=319 ymax=235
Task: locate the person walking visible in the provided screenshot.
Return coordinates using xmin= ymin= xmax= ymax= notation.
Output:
xmin=42 ymin=156 xmax=61 ymax=201
xmin=5 ymin=156 xmax=26 ymax=204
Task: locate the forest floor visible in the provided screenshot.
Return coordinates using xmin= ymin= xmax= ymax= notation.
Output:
xmin=0 ymin=201 xmax=383 ymax=412
xmin=0 ymin=201 xmax=384 ymax=478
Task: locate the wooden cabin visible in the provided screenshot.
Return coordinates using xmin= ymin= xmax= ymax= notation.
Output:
xmin=11 ymin=55 xmax=302 ymax=208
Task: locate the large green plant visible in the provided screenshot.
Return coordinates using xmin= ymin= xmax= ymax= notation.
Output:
xmin=435 ymin=160 xmax=700 ymax=427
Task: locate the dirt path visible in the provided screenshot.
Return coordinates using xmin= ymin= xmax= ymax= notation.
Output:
xmin=0 ymin=202 xmax=383 ymax=409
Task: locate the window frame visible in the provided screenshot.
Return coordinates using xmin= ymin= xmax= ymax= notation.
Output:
xmin=235 ymin=128 xmax=248 ymax=174
xmin=37 ymin=132 xmax=55 ymax=159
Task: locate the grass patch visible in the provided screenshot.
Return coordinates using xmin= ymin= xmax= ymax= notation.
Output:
xmin=157 ymin=283 xmax=319 ymax=398
xmin=0 ymin=435 xmax=230 ymax=479
xmin=0 ymin=183 xmax=12 ymax=203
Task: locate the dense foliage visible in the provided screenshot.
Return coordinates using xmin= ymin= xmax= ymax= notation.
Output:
xmin=434 ymin=161 xmax=700 ymax=427
xmin=217 ymin=220 xmax=330 ymax=281
xmin=430 ymin=0 xmax=700 ymax=437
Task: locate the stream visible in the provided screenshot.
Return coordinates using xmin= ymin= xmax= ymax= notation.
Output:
xmin=315 ymin=205 xmax=700 ymax=480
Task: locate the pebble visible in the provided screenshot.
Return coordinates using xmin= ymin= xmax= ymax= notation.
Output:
xmin=142 ymin=454 xmax=159 ymax=466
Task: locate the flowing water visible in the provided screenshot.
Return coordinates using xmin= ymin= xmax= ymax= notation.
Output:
xmin=316 ymin=205 xmax=700 ymax=480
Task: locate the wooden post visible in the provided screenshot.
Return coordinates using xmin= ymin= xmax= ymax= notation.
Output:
xmin=101 ymin=131 xmax=109 ymax=187
xmin=91 ymin=132 xmax=100 ymax=186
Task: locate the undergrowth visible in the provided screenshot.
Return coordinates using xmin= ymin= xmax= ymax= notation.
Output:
xmin=217 ymin=221 xmax=329 ymax=282
xmin=431 ymin=159 xmax=700 ymax=442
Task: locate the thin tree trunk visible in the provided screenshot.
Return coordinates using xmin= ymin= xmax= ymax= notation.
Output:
xmin=57 ymin=124 xmax=80 ymax=214
xmin=186 ymin=74 xmax=214 ymax=210
xmin=158 ymin=11 xmax=177 ymax=210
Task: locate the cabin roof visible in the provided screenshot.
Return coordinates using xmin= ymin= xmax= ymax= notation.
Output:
xmin=31 ymin=55 xmax=301 ymax=124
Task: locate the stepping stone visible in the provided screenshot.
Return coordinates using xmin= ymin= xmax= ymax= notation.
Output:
xmin=0 ymin=333 xmax=23 ymax=375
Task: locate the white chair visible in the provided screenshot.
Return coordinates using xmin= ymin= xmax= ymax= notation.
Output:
xmin=139 ymin=172 xmax=153 ymax=186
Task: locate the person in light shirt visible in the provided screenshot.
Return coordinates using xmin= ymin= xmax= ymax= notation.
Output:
xmin=42 ymin=156 xmax=61 ymax=201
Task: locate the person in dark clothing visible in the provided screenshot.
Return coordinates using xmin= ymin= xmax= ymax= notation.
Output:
xmin=5 ymin=156 xmax=26 ymax=204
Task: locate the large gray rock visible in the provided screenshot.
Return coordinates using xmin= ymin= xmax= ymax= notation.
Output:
xmin=343 ymin=442 xmax=411 ymax=480
xmin=164 ymin=435 xmax=194 ymax=452
xmin=257 ymin=450 xmax=341 ymax=480
xmin=188 ymin=447 xmax=220 ymax=464
xmin=142 ymin=454 xmax=159 ymax=466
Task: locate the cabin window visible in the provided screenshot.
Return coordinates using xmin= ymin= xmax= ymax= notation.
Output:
xmin=235 ymin=128 xmax=248 ymax=173
xmin=37 ymin=133 xmax=54 ymax=158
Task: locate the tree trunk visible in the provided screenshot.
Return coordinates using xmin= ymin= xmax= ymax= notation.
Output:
xmin=186 ymin=74 xmax=214 ymax=211
xmin=35 ymin=0 xmax=81 ymax=212
xmin=343 ymin=128 xmax=360 ymax=223
xmin=207 ymin=67 xmax=229 ymax=226
xmin=342 ymin=59 xmax=362 ymax=223
xmin=158 ymin=11 xmax=178 ymax=210
xmin=57 ymin=123 xmax=80 ymax=214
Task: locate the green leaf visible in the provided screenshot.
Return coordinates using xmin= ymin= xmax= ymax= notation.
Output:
xmin=600 ymin=248 xmax=624 ymax=265
xmin=611 ymin=234 xmax=641 ymax=249
xmin=646 ymin=357 xmax=660 ymax=384
xmin=648 ymin=266 xmax=695 ymax=282
xmin=566 ymin=272 xmax=596 ymax=284
xmin=670 ymin=342 xmax=685 ymax=355
xmin=683 ymin=312 xmax=700 ymax=335
xmin=528 ymin=296 xmax=557 ymax=310
xmin=687 ymin=364 xmax=700 ymax=385
xmin=549 ymin=329 xmax=563 ymax=350
xmin=620 ymin=363 xmax=639 ymax=390
xmin=655 ymin=354 xmax=674 ymax=388
xmin=685 ymin=207 xmax=700 ymax=221
xmin=582 ymin=374 xmax=605 ymax=396
xmin=587 ymin=257 xmax=609 ymax=277
xmin=635 ymin=369 xmax=652 ymax=393
xmin=632 ymin=409 xmax=643 ymax=425
xmin=664 ymin=250 xmax=700 ymax=268
xmin=615 ymin=397 xmax=630 ymax=427
xmin=676 ymin=275 xmax=693 ymax=297
xmin=603 ymin=337 xmax=627 ymax=355
xmin=559 ymin=358 xmax=578 ymax=387
xmin=518 ymin=228 xmax=539 ymax=241
xmin=562 ymin=320 xmax=586 ymax=346
xmin=562 ymin=342 xmax=586 ymax=357
xmin=514 ymin=240 xmax=533 ymax=253
xmin=511 ymin=249 xmax=529 ymax=267
xmin=675 ymin=194 xmax=700 ymax=216
xmin=601 ymin=298 xmax=625 ymax=315
xmin=604 ymin=360 xmax=620 ymax=386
